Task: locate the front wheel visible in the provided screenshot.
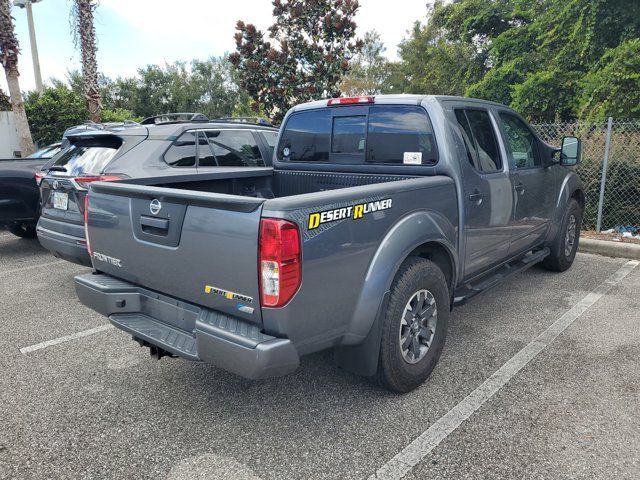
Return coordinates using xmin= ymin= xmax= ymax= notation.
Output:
xmin=377 ymin=257 xmax=450 ymax=393
xmin=542 ymin=199 xmax=583 ymax=272
xmin=8 ymin=223 xmax=37 ymax=239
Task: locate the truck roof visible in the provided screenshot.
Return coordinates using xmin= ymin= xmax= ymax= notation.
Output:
xmin=289 ymin=94 xmax=508 ymax=113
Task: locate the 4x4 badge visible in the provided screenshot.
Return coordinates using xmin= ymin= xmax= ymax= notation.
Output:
xmin=149 ymin=199 xmax=162 ymax=215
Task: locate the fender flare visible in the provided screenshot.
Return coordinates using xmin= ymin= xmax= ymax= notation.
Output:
xmin=548 ymin=171 xmax=585 ymax=243
xmin=335 ymin=209 xmax=458 ymax=376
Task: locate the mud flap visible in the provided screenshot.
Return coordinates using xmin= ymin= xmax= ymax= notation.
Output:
xmin=333 ymin=291 xmax=390 ymax=377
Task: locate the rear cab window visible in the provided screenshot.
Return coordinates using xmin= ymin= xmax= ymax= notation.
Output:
xmin=50 ymin=137 xmax=122 ymax=176
xmin=278 ymin=105 xmax=437 ymax=166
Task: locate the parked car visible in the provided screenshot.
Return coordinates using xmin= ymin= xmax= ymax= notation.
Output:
xmin=0 ymin=143 xmax=61 ymax=238
xmin=74 ymin=96 xmax=584 ymax=392
xmin=37 ymin=114 xmax=278 ymax=266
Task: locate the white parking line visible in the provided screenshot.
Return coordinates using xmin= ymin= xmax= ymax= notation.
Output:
xmin=0 ymin=260 xmax=66 ymax=276
xmin=370 ymin=259 xmax=639 ymax=480
xmin=20 ymin=324 xmax=114 ymax=354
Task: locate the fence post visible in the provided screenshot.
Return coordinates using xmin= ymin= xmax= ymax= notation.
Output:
xmin=596 ymin=116 xmax=614 ymax=232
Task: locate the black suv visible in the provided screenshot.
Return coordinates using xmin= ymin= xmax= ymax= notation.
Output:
xmin=37 ymin=114 xmax=278 ymax=266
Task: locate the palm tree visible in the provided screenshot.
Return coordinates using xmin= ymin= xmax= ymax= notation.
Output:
xmin=0 ymin=0 xmax=35 ymax=155
xmin=72 ymin=0 xmax=101 ymax=122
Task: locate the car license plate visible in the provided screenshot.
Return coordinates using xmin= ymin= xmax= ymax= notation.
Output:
xmin=53 ymin=192 xmax=69 ymax=210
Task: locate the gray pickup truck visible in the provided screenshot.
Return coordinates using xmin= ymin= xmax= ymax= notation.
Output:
xmin=75 ymin=95 xmax=584 ymax=392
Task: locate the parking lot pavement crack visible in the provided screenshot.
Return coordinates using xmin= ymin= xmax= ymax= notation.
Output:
xmin=369 ymin=259 xmax=639 ymax=480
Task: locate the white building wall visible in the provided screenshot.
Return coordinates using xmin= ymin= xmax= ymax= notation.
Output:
xmin=0 ymin=111 xmax=21 ymax=158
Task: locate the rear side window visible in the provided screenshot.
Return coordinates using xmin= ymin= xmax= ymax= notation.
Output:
xmin=51 ymin=137 xmax=121 ymax=176
xmin=164 ymin=131 xmax=196 ymax=167
xmin=279 ymin=105 xmax=437 ymax=165
xmin=204 ymin=130 xmax=264 ymax=167
xmin=454 ymin=109 xmax=502 ymax=173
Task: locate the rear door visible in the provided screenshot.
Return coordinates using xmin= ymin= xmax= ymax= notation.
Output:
xmin=453 ymin=107 xmax=514 ymax=279
xmin=496 ymin=112 xmax=556 ymax=255
xmin=87 ymin=182 xmax=266 ymax=324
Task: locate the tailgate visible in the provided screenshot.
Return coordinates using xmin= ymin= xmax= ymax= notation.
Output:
xmin=86 ymin=182 xmax=266 ymax=325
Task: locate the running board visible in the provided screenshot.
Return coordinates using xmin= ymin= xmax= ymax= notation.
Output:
xmin=453 ymin=248 xmax=550 ymax=305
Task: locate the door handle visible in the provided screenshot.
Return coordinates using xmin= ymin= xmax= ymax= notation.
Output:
xmin=514 ymin=182 xmax=525 ymax=193
xmin=140 ymin=215 xmax=169 ymax=235
xmin=468 ymin=190 xmax=484 ymax=204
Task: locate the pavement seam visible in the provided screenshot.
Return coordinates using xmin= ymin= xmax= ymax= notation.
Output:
xmin=19 ymin=324 xmax=115 ymax=354
xmin=0 ymin=260 xmax=66 ymax=276
xmin=369 ymin=259 xmax=639 ymax=480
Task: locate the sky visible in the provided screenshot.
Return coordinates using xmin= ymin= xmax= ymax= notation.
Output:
xmin=2 ymin=0 xmax=430 ymax=93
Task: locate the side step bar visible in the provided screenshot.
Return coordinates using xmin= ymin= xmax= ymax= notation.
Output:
xmin=453 ymin=248 xmax=550 ymax=305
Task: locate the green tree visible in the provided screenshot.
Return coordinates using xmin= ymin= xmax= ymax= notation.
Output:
xmin=230 ymin=0 xmax=363 ymax=122
xmin=24 ymin=84 xmax=86 ymax=145
xmin=104 ymin=57 xmax=247 ymax=120
xmin=397 ymin=0 xmax=640 ymax=120
xmin=578 ymin=38 xmax=640 ymax=120
xmin=340 ymin=30 xmax=394 ymax=95
xmin=25 ymin=83 xmax=136 ymax=145
xmin=0 ymin=87 xmax=10 ymax=110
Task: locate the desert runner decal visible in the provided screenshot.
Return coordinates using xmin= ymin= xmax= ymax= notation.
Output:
xmin=308 ymin=198 xmax=393 ymax=230
xmin=204 ymin=285 xmax=253 ymax=304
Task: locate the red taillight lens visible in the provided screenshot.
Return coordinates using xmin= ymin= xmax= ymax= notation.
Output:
xmin=259 ymin=218 xmax=301 ymax=308
xmin=84 ymin=194 xmax=92 ymax=256
xmin=34 ymin=171 xmax=45 ymax=186
xmin=327 ymin=96 xmax=374 ymax=106
xmin=74 ymin=174 xmax=124 ymax=189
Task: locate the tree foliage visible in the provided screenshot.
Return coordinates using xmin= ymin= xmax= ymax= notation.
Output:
xmin=230 ymin=0 xmax=362 ymax=122
xmin=340 ymin=31 xmax=395 ymax=95
xmin=397 ymin=0 xmax=640 ymax=120
xmin=0 ymin=87 xmax=10 ymax=110
xmin=24 ymin=83 xmax=136 ymax=146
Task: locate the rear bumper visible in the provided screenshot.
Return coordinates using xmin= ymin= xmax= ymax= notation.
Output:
xmin=74 ymin=273 xmax=300 ymax=380
xmin=36 ymin=218 xmax=92 ymax=267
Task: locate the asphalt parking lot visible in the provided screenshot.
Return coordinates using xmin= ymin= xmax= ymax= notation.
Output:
xmin=1 ymin=230 xmax=639 ymax=480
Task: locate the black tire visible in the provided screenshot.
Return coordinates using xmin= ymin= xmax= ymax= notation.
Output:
xmin=377 ymin=256 xmax=450 ymax=393
xmin=542 ymin=199 xmax=583 ymax=272
xmin=8 ymin=223 xmax=37 ymax=239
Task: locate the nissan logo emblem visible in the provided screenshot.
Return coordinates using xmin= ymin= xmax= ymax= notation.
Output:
xmin=149 ymin=199 xmax=162 ymax=215
xmin=53 ymin=180 xmax=59 ymax=189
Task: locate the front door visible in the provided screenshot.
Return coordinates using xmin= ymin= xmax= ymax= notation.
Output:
xmin=497 ymin=112 xmax=556 ymax=255
xmin=454 ymin=108 xmax=514 ymax=279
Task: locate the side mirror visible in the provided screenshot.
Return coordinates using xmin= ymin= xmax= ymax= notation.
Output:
xmin=560 ymin=136 xmax=581 ymax=166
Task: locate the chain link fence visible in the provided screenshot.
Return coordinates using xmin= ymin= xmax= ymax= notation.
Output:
xmin=531 ymin=119 xmax=640 ymax=232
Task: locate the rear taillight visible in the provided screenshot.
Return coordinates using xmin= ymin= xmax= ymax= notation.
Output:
xmin=34 ymin=172 xmax=45 ymax=186
xmin=259 ymin=218 xmax=301 ymax=308
xmin=74 ymin=174 xmax=124 ymax=189
xmin=84 ymin=194 xmax=92 ymax=256
xmin=327 ymin=96 xmax=374 ymax=106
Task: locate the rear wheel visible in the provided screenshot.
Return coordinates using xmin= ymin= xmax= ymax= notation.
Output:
xmin=542 ymin=199 xmax=582 ymax=272
xmin=377 ymin=256 xmax=449 ymax=393
xmin=8 ymin=223 xmax=37 ymax=239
